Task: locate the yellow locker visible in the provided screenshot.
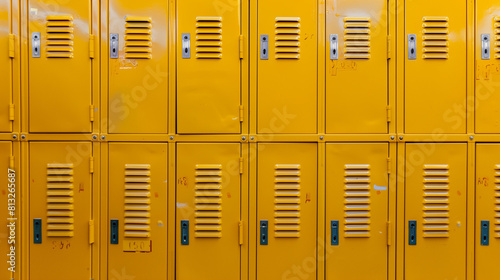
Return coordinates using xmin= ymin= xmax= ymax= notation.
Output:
xmin=28 ymin=0 xmax=93 ymax=133
xmin=107 ymin=0 xmax=168 ymax=134
xmin=29 ymin=142 xmax=93 ymax=280
xmin=177 ymin=0 xmax=241 ymax=134
xmin=405 ymin=143 xmax=466 ymax=280
xmin=176 ymin=143 xmax=241 ymax=280
xmin=326 ymin=143 xmax=389 ymax=280
xmin=326 ymin=0 xmax=389 ymax=134
xmin=0 ymin=142 xmax=13 ymax=279
xmin=404 ymin=0 xmax=467 ymax=134
xmin=0 ymin=0 xmax=13 ymax=132
xmin=257 ymin=143 xmax=317 ymax=279
xmin=108 ymin=143 xmax=167 ymax=279
xmin=257 ymin=0 xmax=317 ymax=134
xmin=475 ymin=2 xmax=500 ymax=133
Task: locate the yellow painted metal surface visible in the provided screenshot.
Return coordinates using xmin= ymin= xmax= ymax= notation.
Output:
xmin=107 ymin=0 xmax=168 ymax=134
xmin=326 ymin=143 xmax=389 ymax=280
xmin=257 ymin=0 xmax=318 ymax=134
xmin=28 ymin=0 xmax=93 ymax=133
xmin=405 ymin=143 xmax=466 ymax=280
xmin=0 ymin=0 xmax=12 ymax=132
xmin=326 ymin=0 xmax=389 ymax=134
xmin=404 ymin=0 xmax=467 ymax=134
xmin=176 ymin=143 xmax=241 ymax=280
xmin=475 ymin=1 xmax=500 ymax=133
xmin=108 ymin=143 xmax=167 ymax=279
xmin=0 ymin=142 xmax=12 ymax=279
xmin=29 ymin=142 xmax=93 ymax=280
xmin=257 ymin=143 xmax=317 ymax=279
xmin=177 ymin=0 xmax=241 ymax=134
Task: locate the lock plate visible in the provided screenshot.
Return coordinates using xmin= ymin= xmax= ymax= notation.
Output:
xmin=110 ymin=33 xmax=119 ymax=59
xmin=182 ymin=33 xmax=191 ymax=59
xmin=409 ymin=220 xmax=417 ymax=245
xmin=408 ymin=34 xmax=417 ymax=60
xmin=32 ymin=32 xmax=41 ymax=58
xmin=260 ymin=35 xmax=269 ymax=60
xmin=33 ymin=219 xmax=42 ymax=244
xmin=181 ymin=220 xmax=189 ymax=245
xmin=110 ymin=219 xmax=119 ymax=244
xmin=481 ymin=34 xmax=490 ymax=60
xmin=260 ymin=220 xmax=268 ymax=245
xmin=481 ymin=220 xmax=489 ymax=246
xmin=330 ymin=34 xmax=338 ymax=60
xmin=331 ymin=220 xmax=339 ymax=245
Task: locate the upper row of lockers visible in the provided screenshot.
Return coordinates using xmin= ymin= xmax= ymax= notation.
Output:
xmin=1 ymin=0 xmax=499 ymax=135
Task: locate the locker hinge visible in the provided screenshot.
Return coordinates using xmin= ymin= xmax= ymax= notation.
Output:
xmin=90 ymin=156 xmax=94 ymax=174
xmin=386 ymin=106 xmax=391 ymax=123
xmin=239 ymin=105 xmax=244 ymax=122
xmin=238 ymin=221 xmax=243 ymax=245
xmin=239 ymin=157 xmax=244 ymax=174
xmin=387 ymin=221 xmax=392 ymax=246
xmin=8 ymin=34 xmax=15 ymax=58
xmin=387 ymin=157 xmax=391 ymax=174
xmin=387 ymin=35 xmax=391 ymax=59
xmin=9 ymin=156 xmax=14 ymax=170
xmin=89 ymin=220 xmax=95 ymax=244
xmin=9 ymin=104 xmax=14 ymax=121
xmin=89 ymin=105 xmax=95 ymax=122
xmin=89 ymin=34 xmax=95 ymax=59
xmin=239 ymin=35 xmax=244 ymax=59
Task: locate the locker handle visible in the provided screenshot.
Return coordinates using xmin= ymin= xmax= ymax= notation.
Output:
xmin=481 ymin=34 xmax=490 ymax=60
xmin=330 ymin=34 xmax=338 ymax=60
xmin=33 ymin=219 xmax=42 ymax=244
xmin=110 ymin=219 xmax=119 ymax=244
xmin=481 ymin=220 xmax=489 ymax=246
xmin=182 ymin=34 xmax=191 ymax=59
xmin=331 ymin=220 xmax=339 ymax=245
xmin=260 ymin=35 xmax=269 ymax=60
xmin=32 ymin=32 xmax=41 ymax=58
xmin=408 ymin=220 xmax=417 ymax=245
xmin=260 ymin=220 xmax=268 ymax=245
xmin=408 ymin=34 xmax=416 ymax=60
xmin=110 ymin=33 xmax=119 ymax=59
xmin=181 ymin=220 xmax=189 ymax=245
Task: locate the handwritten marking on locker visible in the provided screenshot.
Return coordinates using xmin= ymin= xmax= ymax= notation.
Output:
xmin=176 ymin=203 xmax=188 ymax=208
xmin=329 ymin=61 xmax=357 ymax=76
xmin=374 ymin=185 xmax=387 ymax=191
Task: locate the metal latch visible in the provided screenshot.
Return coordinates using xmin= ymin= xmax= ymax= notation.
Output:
xmin=33 ymin=219 xmax=42 ymax=244
xmin=482 ymin=34 xmax=490 ymax=60
xmin=330 ymin=34 xmax=338 ymax=60
xmin=408 ymin=34 xmax=417 ymax=60
xmin=32 ymin=32 xmax=41 ymax=58
xmin=260 ymin=220 xmax=268 ymax=245
xmin=481 ymin=220 xmax=489 ymax=246
xmin=181 ymin=220 xmax=189 ymax=245
xmin=408 ymin=220 xmax=417 ymax=245
xmin=182 ymin=33 xmax=191 ymax=59
xmin=260 ymin=35 xmax=269 ymax=60
xmin=110 ymin=219 xmax=119 ymax=244
xmin=331 ymin=220 xmax=339 ymax=245
xmin=110 ymin=34 xmax=119 ymax=59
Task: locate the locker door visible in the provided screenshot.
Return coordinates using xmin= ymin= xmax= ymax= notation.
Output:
xmin=0 ymin=0 xmax=12 ymax=132
xmin=405 ymin=143 xmax=466 ymax=280
xmin=0 ymin=142 xmax=13 ymax=278
xmin=176 ymin=143 xmax=241 ymax=280
xmin=475 ymin=2 xmax=500 ymax=133
xmin=404 ymin=0 xmax=467 ymax=134
xmin=108 ymin=143 xmax=167 ymax=279
xmin=29 ymin=142 xmax=93 ymax=280
xmin=326 ymin=143 xmax=389 ymax=280
xmin=177 ymin=1 xmax=241 ymax=134
xmin=28 ymin=0 xmax=92 ymax=133
xmin=108 ymin=0 xmax=168 ymax=134
xmin=257 ymin=0 xmax=317 ymax=134
xmin=257 ymin=143 xmax=317 ymax=279
xmin=475 ymin=144 xmax=500 ymax=279
xmin=326 ymin=0 xmax=388 ymax=134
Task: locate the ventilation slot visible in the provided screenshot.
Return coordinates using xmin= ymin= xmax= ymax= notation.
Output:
xmin=124 ymin=164 xmax=151 ymax=238
xmin=125 ymin=17 xmax=152 ymax=59
xmin=275 ymin=17 xmax=300 ymax=59
xmin=343 ymin=17 xmax=371 ymax=59
xmin=274 ymin=164 xmax=301 ymax=238
xmin=45 ymin=15 xmax=74 ymax=58
xmin=422 ymin=17 xmax=449 ymax=59
xmin=344 ymin=164 xmax=371 ymax=237
xmin=46 ymin=163 xmax=74 ymax=237
xmin=423 ymin=164 xmax=450 ymax=238
xmin=195 ymin=164 xmax=223 ymax=238
xmin=494 ymin=165 xmax=500 ymax=237
xmin=195 ymin=17 xmax=222 ymax=59
xmin=494 ymin=17 xmax=500 ymax=59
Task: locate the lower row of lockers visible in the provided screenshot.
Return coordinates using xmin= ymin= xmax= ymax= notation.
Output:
xmin=1 ymin=141 xmax=499 ymax=279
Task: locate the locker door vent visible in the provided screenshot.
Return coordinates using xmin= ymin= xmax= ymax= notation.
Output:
xmin=343 ymin=17 xmax=371 ymax=59
xmin=344 ymin=164 xmax=371 ymax=238
xmin=275 ymin=17 xmax=301 ymax=59
xmin=494 ymin=165 xmax=500 ymax=237
xmin=423 ymin=164 xmax=450 ymax=238
xmin=124 ymin=164 xmax=152 ymax=238
xmin=46 ymin=163 xmax=75 ymax=237
xmin=194 ymin=164 xmax=223 ymax=238
xmin=422 ymin=17 xmax=449 ymax=59
xmin=45 ymin=15 xmax=74 ymax=58
xmin=274 ymin=164 xmax=301 ymax=238
xmin=494 ymin=17 xmax=500 ymax=59
xmin=195 ymin=17 xmax=223 ymax=59
xmin=124 ymin=17 xmax=153 ymax=59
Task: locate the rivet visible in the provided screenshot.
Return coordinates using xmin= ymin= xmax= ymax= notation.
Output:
xmin=319 ymin=136 xmax=324 ymax=140
xmin=469 ymin=136 xmax=474 ymax=140
xmin=21 ymin=135 xmax=26 ymax=140
xmin=92 ymin=135 xmax=98 ymax=140
xmin=242 ymin=136 xmax=246 ymax=141
xmin=390 ymin=136 xmax=395 ymax=140
xmin=170 ymin=136 xmax=174 ymax=140
xmin=101 ymin=135 xmax=106 ymax=140
xmin=12 ymin=135 xmax=17 ymax=140
xmin=399 ymin=136 xmax=403 ymax=140
xmin=250 ymin=136 xmax=255 ymax=140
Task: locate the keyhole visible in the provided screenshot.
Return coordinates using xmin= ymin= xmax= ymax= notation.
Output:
xmin=36 ymin=234 xmax=39 ymax=239
xmin=333 ymin=236 xmax=337 ymax=242
xmin=485 ymin=49 xmax=488 ymax=54
xmin=112 ymin=48 xmax=116 ymax=53
xmin=484 ymin=236 xmax=487 ymax=241
xmin=411 ymin=48 xmax=414 ymax=55
xmin=333 ymin=49 xmax=336 ymax=55
xmin=184 ymin=48 xmax=188 ymax=53
xmin=112 ymin=234 xmax=116 ymax=239
xmin=35 ymin=47 xmax=38 ymax=52
xmin=262 ymin=236 xmax=266 ymax=241
xmin=411 ymin=235 xmax=414 ymax=241
xmin=263 ymin=49 xmax=267 ymax=55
